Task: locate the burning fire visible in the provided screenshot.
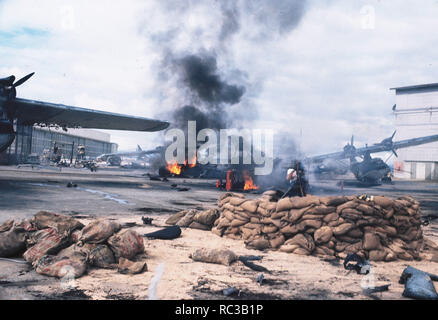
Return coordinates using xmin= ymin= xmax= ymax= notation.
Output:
xmin=166 ymin=156 xmax=197 ymax=175
xmin=188 ymin=156 xmax=197 ymax=168
xmin=243 ymin=170 xmax=259 ymax=191
xmin=166 ymin=161 xmax=182 ymax=175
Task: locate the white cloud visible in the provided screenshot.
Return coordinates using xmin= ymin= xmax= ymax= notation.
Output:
xmin=1 ymin=0 xmax=438 ymax=156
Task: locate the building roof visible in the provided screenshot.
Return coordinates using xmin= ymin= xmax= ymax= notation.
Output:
xmin=390 ymin=83 xmax=438 ymax=92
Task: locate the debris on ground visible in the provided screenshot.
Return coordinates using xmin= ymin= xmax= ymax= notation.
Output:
xmin=343 ymin=253 xmax=370 ymax=275
xmin=144 ymin=225 xmax=181 ymax=240
xmin=141 ymin=217 xmax=153 ymax=225
xmin=399 ymin=266 xmax=438 ymax=300
xmin=211 ymin=192 xmax=438 ymax=261
xmin=66 ymin=182 xmax=78 ymax=188
xmin=256 ymin=274 xmax=264 ymax=286
xmin=190 ymin=248 xmax=238 ymax=266
xmin=223 ymin=287 xmax=239 ymax=297
xmin=238 ymin=255 xmax=269 ymax=272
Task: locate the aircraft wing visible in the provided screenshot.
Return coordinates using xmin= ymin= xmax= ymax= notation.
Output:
xmin=307 ymin=134 xmax=438 ymax=163
xmin=392 ymin=134 xmax=438 ymax=150
xmin=306 ymin=150 xmax=348 ymax=163
xmin=5 ymin=98 xmax=170 ymax=132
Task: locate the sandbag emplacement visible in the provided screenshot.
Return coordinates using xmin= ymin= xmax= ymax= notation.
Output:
xmin=212 ymin=192 xmax=436 ymax=261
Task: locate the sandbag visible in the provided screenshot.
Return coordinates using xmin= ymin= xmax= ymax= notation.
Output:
xmin=289 ymin=196 xmax=320 ymax=209
xmin=23 ymin=228 xmax=70 ymax=264
xmin=193 ymin=209 xmax=219 ymax=227
xmin=245 ymin=239 xmax=270 ymax=250
xmin=314 ymin=226 xmax=333 ymax=244
xmin=32 ymin=211 xmax=84 ymax=234
xmin=363 ymin=232 xmax=382 ymax=250
xmin=118 ymin=257 xmax=147 ymax=274
xmin=333 ymin=223 xmax=354 ymax=236
xmin=79 ymin=219 xmax=121 ymax=244
xmin=176 ymin=210 xmax=197 ymax=227
xmin=240 ymin=201 xmax=258 ymax=214
xmin=165 ymin=210 xmax=188 ymax=225
xmin=190 ymin=248 xmax=238 ymax=266
xmin=89 ymin=245 xmax=116 ymax=268
xmin=108 ymin=229 xmax=144 ymax=260
xmin=189 ymin=221 xmax=211 ymax=231
xmin=284 ymin=233 xmax=315 ymax=252
xmin=35 ymin=255 xmax=87 ymax=278
xmin=0 ymin=225 xmax=27 ymax=257
xmin=57 ymin=243 xmax=95 ymax=261
xmin=0 ymin=219 xmax=14 ymax=233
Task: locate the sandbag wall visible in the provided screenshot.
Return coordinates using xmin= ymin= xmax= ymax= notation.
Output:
xmin=212 ymin=191 xmax=426 ymax=261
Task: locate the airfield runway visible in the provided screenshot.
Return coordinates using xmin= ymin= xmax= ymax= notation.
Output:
xmin=0 ymin=165 xmax=437 ymax=300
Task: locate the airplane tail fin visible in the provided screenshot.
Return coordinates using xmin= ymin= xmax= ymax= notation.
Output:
xmin=137 ymin=145 xmax=142 ymax=152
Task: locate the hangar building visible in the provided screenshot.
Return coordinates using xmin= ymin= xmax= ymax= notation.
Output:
xmin=0 ymin=122 xmax=118 ymax=164
xmin=392 ymin=83 xmax=438 ymax=180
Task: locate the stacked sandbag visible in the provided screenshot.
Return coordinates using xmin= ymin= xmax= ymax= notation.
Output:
xmin=0 ymin=212 xmax=147 ymax=278
xmin=212 ymin=192 xmax=433 ymax=262
xmin=165 ymin=208 xmax=220 ymax=231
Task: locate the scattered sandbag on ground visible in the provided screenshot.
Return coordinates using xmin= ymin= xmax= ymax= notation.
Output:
xmin=190 ymin=248 xmax=238 ymax=266
xmin=23 ymin=228 xmax=70 ymax=264
xmin=32 ymin=211 xmax=84 ymax=234
xmin=88 ymin=245 xmax=116 ymax=268
xmin=57 ymin=243 xmax=95 ymax=261
xmin=117 ymin=257 xmax=147 ymax=274
xmin=0 ymin=224 xmax=28 ymax=257
xmin=166 ymin=208 xmax=219 ymax=230
xmin=0 ymin=219 xmax=14 ymax=233
xmin=212 ymin=192 xmax=433 ymax=262
xmin=35 ymin=254 xmax=87 ymax=279
xmin=107 ymin=229 xmax=144 ymax=261
xmin=165 ymin=211 xmax=188 ymax=225
xmin=79 ymin=219 xmax=121 ymax=244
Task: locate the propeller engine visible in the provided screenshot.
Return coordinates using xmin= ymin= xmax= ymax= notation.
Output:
xmin=378 ymin=130 xmax=398 ymax=157
xmin=0 ymin=73 xmax=35 ymax=152
xmin=0 ymin=72 xmax=35 ymax=100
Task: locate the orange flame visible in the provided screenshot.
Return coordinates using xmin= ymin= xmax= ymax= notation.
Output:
xmin=243 ymin=170 xmax=259 ymax=191
xmin=188 ymin=156 xmax=197 ymax=168
xmin=166 ymin=161 xmax=182 ymax=175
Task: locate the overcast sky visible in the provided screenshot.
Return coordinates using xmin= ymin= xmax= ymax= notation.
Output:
xmin=1 ymin=0 xmax=437 ymax=157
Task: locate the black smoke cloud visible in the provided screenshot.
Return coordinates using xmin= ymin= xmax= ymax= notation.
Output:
xmin=146 ymin=0 xmax=309 ymax=156
xmin=178 ymin=54 xmax=245 ymax=106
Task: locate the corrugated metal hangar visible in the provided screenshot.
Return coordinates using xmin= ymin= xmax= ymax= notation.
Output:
xmin=392 ymin=83 xmax=438 ymax=180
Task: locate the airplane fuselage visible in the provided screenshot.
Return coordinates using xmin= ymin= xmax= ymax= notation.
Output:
xmin=350 ymin=157 xmax=391 ymax=183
